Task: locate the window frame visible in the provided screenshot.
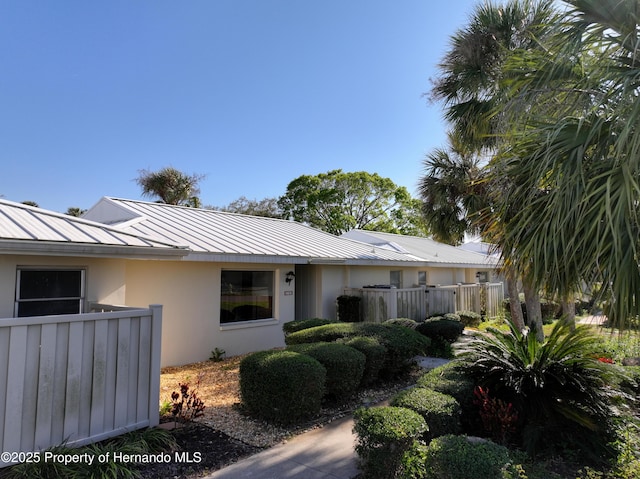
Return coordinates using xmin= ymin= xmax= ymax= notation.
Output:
xmin=220 ymin=269 xmax=276 ymax=325
xmin=15 ymin=267 xmax=86 ymax=317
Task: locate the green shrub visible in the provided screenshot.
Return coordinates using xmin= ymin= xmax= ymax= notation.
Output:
xmin=540 ymin=298 xmax=561 ymax=321
xmin=338 ymin=336 xmax=387 ymax=386
xmin=285 ymin=322 xmax=431 ymax=376
xmin=239 ymin=350 xmax=326 ymax=424
xmin=459 ymin=319 xmax=625 ymax=458
xmin=384 ymin=318 xmax=419 ymax=329
xmin=282 ymin=318 xmax=339 ymax=335
xmin=391 ymin=387 xmax=461 ymax=441
xmin=426 ymin=336 xmax=456 ymax=359
xmin=284 ymin=322 xmax=360 ymax=345
xmin=417 ymin=361 xmax=478 ymax=433
xmin=416 ymin=318 xmax=464 ymax=343
xmin=457 ymin=310 xmax=482 ymax=328
xmin=353 ymin=406 xmax=428 ymax=479
xmin=337 ymin=294 xmax=362 ymax=322
xmin=287 ymin=342 xmax=365 ymax=399
xmin=443 ymin=312 xmax=461 ymax=322
xmin=424 ymin=434 xmax=519 ymax=479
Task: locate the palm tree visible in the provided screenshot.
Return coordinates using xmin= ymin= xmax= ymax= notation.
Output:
xmin=424 ymin=0 xmax=559 ymax=336
xmin=136 ymin=167 xmax=205 ymax=206
xmin=419 ymin=134 xmax=487 ymax=246
xmin=494 ymin=0 xmax=640 ymax=329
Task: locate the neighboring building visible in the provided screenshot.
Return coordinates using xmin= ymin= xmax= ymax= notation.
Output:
xmin=341 ymin=230 xmax=499 ymax=285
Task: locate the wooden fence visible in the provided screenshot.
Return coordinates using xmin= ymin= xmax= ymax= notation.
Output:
xmin=343 ymin=287 xmax=427 ymax=323
xmin=0 ymin=305 xmax=162 ymax=468
xmin=426 ymin=283 xmax=504 ymax=317
xmin=344 ymin=283 xmax=504 ymax=322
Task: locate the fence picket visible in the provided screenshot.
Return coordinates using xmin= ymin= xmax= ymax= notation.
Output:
xmin=0 ymin=306 xmax=162 ymax=468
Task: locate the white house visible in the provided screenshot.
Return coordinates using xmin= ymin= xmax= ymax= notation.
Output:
xmin=1 ymin=197 xmax=500 ymax=367
xmin=82 ymin=197 xmax=433 ymax=366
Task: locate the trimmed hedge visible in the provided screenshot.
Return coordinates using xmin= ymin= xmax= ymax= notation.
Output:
xmin=239 ymin=350 xmax=326 ymax=424
xmin=282 ymin=318 xmax=339 ymax=335
xmin=390 ymin=387 xmax=461 ymax=441
xmin=416 ymin=318 xmax=464 ymax=343
xmin=337 ymin=336 xmax=387 ymax=386
xmin=383 ymin=318 xmax=419 ymax=329
xmin=424 ymin=435 xmax=519 ymax=479
xmin=417 ymin=361 xmax=478 ymax=432
xmin=337 ymin=295 xmax=362 ymax=322
xmin=287 ymin=342 xmax=365 ymax=398
xmin=285 ymin=322 xmax=431 ymax=376
xmin=457 ymin=310 xmax=482 ymax=328
xmin=353 ymin=406 xmax=428 ymax=479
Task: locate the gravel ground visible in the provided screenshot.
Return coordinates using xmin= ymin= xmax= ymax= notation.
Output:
xmin=153 ymin=354 xmax=423 ymax=478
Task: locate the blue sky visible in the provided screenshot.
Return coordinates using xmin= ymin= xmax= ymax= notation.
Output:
xmin=0 ymin=0 xmax=479 ymax=213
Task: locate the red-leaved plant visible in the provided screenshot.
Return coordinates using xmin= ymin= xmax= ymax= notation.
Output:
xmin=171 ymin=378 xmax=206 ymax=423
xmin=473 ymin=386 xmax=519 ymax=445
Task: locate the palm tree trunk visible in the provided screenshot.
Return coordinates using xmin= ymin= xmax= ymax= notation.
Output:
xmin=523 ymin=279 xmax=544 ymax=342
xmin=506 ymin=271 xmax=525 ymax=331
xmin=561 ymin=295 xmax=576 ymax=330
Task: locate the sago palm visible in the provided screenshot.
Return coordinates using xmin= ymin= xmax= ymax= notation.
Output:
xmin=460 ymin=319 xmax=626 ymax=457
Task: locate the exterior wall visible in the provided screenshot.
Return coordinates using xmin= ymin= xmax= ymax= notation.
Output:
xmin=124 ymin=260 xmax=294 ymax=367
xmin=0 ymin=255 xmax=127 ymax=318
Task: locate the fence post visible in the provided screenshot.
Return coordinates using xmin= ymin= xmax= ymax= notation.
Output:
xmin=149 ymin=305 xmax=163 ymax=428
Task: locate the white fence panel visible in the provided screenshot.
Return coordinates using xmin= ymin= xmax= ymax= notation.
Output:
xmin=0 ymin=305 xmax=162 ymax=468
xmin=343 ymin=284 xmax=503 ymax=322
xmin=484 ymin=283 xmax=504 ymax=318
xmin=425 ymin=287 xmax=456 ymax=316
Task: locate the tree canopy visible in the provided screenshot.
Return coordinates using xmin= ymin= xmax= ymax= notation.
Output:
xmin=213 ymin=196 xmax=281 ymax=218
xmin=135 ymin=167 xmax=205 ymax=206
xmin=277 ymin=169 xmax=428 ymax=236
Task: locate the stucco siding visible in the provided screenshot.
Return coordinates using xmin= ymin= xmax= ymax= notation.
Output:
xmin=0 ymin=255 xmax=127 ymax=317
xmin=124 ymin=260 xmax=294 ymax=367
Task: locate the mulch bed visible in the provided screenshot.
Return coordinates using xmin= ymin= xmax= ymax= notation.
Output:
xmin=136 ymin=422 xmax=262 ymax=479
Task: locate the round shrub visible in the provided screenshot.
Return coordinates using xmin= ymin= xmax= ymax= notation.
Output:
xmin=239 ymin=350 xmax=325 ymax=424
xmin=417 ymin=361 xmax=478 ymax=432
xmin=284 ymin=322 xmax=361 ymax=345
xmin=287 ymin=342 xmax=366 ymax=399
xmin=383 ymin=318 xmax=418 ymax=329
xmin=443 ymin=312 xmax=461 ymax=322
xmin=282 ymin=318 xmax=339 ymax=335
xmin=424 ymin=435 xmax=518 ymax=479
xmin=353 ymin=406 xmax=428 ymax=479
xmin=285 ymin=322 xmax=431 ymax=376
xmin=337 ymin=336 xmax=387 ymax=386
xmin=391 ymin=387 xmax=461 ymax=440
xmin=457 ymin=310 xmax=482 ymax=328
xmin=416 ymin=318 xmax=464 ymax=343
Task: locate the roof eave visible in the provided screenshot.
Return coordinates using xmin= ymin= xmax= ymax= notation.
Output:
xmin=0 ymin=240 xmax=189 ymax=259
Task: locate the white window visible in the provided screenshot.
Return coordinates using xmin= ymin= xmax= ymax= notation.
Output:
xmin=220 ymin=270 xmax=274 ymax=323
xmin=418 ymin=271 xmax=427 ymax=286
xmin=15 ymin=268 xmax=85 ymax=317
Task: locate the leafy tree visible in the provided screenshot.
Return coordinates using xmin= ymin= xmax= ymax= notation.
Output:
xmin=135 ymin=167 xmax=205 ymax=206
xmin=277 ymin=170 xmax=428 ymax=236
xmin=214 ymin=196 xmax=281 ymax=218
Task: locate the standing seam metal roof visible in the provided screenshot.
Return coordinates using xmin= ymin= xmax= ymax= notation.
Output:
xmin=83 ymin=197 xmax=426 ymax=263
xmin=0 ymin=199 xmax=187 ymax=254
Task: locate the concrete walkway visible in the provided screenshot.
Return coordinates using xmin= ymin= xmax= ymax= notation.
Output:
xmin=206 ymin=356 xmax=449 ymax=479
xmin=205 ymin=414 xmax=359 ymax=479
